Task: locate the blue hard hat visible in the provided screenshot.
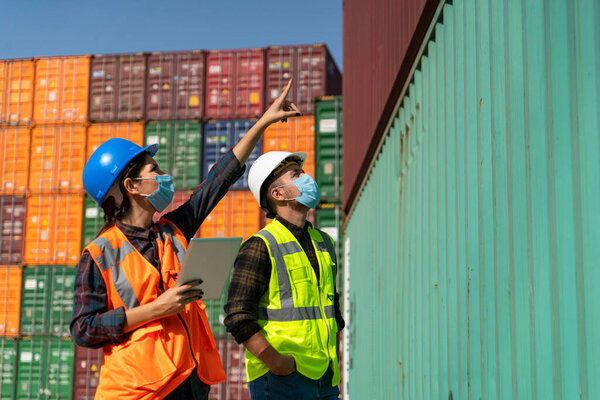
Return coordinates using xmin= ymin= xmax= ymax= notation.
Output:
xmin=82 ymin=138 xmax=159 ymax=206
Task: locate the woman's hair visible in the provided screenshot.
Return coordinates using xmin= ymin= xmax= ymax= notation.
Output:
xmin=96 ymin=152 xmax=149 ymax=237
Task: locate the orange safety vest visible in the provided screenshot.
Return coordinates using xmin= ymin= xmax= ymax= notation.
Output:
xmin=84 ymin=220 xmax=226 ymax=400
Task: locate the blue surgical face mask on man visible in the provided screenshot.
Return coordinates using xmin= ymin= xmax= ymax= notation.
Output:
xmin=276 ymin=174 xmax=321 ymax=209
xmin=133 ymin=174 xmax=175 ymax=212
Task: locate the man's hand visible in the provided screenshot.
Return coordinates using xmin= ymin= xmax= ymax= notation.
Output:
xmin=268 ymin=353 xmax=296 ymax=376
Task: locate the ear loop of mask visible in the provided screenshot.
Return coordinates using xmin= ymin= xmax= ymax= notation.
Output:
xmin=131 ymin=176 xmax=156 ymax=197
xmin=273 ymin=183 xmax=298 ymax=201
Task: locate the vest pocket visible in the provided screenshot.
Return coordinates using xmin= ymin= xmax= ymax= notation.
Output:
xmin=112 ymin=325 xmax=178 ymax=391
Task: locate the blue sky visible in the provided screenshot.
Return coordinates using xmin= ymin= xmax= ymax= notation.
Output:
xmin=0 ymin=0 xmax=343 ymax=70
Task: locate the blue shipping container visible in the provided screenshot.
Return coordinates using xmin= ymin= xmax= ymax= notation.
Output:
xmin=203 ymin=119 xmax=262 ymax=190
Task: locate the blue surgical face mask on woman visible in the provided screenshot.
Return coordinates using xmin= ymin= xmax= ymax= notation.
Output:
xmin=133 ymin=174 xmax=175 ymax=212
xmin=276 ymin=174 xmax=321 ymax=209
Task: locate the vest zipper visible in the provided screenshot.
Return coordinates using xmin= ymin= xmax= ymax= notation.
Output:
xmin=317 ymin=283 xmax=332 ymax=363
xmin=177 ymin=313 xmax=199 ymax=367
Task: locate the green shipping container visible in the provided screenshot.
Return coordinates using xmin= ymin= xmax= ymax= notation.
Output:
xmin=145 ymin=121 xmax=203 ymax=190
xmin=314 ymin=96 xmax=343 ymax=202
xmin=16 ymin=337 xmax=74 ymax=400
xmin=82 ymin=195 xmax=104 ymax=249
xmin=0 ymin=339 xmax=17 ymax=400
xmin=343 ymin=0 xmax=600 ymax=399
xmin=204 ymin=271 xmax=234 ymax=340
xmin=20 ymin=266 xmax=77 ymax=336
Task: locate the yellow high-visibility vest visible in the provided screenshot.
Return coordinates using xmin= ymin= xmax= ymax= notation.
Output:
xmin=245 ymin=219 xmax=341 ymax=386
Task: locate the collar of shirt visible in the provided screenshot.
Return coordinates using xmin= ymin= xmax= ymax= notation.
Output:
xmin=116 ymin=220 xmax=155 ymax=241
xmin=274 ymin=215 xmax=313 ymax=238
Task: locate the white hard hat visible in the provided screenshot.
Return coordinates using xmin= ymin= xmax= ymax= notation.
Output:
xmin=248 ymin=151 xmax=307 ymax=216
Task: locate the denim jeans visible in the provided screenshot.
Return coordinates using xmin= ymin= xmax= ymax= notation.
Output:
xmin=248 ymin=367 xmax=340 ymax=400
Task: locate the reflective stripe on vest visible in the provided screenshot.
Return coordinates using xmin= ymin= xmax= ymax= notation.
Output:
xmin=156 ymin=221 xmax=187 ymax=267
xmin=255 ymin=229 xmax=337 ymax=322
xmin=92 ymin=236 xmax=140 ymax=309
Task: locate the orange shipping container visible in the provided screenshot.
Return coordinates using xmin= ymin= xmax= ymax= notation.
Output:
xmin=34 ymin=56 xmax=90 ymax=124
xmin=0 ymin=266 xmax=22 ymax=337
xmin=0 ymin=59 xmax=34 ymax=126
xmin=199 ymin=191 xmax=260 ymax=240
xmin=24 ymin=193 xmax=84 ymax=265
xmin=263 ymin=116 xmax=315 ymax=178
xmin=0 ymin=126 xmax=30 ymax=194
xmin=29 ymin=125 xmax=86 ymax=192
xmin=87 ymin=122 xmax=145 ymax=159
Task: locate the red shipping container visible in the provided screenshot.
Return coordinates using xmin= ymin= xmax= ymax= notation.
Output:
xmin=210 ymin=339 xmax=250 ymax=400
xmin=0 ymin=196 xmax=25 ymax=265
xmin=29 ymin=125 xmax=86 ymax=192
xmin=0 ymin=266 xmax=22 ymax=337
xmin=72 ymin=345 xmax=103 ymax=400
xmin=0 ymin=126 xmax=30 ymax=194
xmin=89 ymin=54 xmax=147 ymax=122
xmin=205 ymin=49 xmax=265 ymax=119
xmin=0 ymin=59 xmax=34 ymax=126
xmin=146 ymin=51 xmax=205 ymax=120
xmin=266 ymin=44 xmax=341 ymax=115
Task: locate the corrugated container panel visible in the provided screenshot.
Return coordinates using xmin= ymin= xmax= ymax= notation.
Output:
xmin=33 ymin=56 xmax=90 ymax=124
xmin=20 ymin=266 xmax=76 ymax=336
xmin=81 ymin=196 xmax=103 ymax=249
xmin=16 ymin=337 xmax=74 ymax=400
xmin=146 ymin=51 xmax=205 ymax=121
xmin=72 ymin=346 xmax=102 ymax=400
xmin=86 ymin=122 xmax=145 ymax=159
xmin=153 ymin=190 xmax=193 ymax=223
xmin=198 ymin=191 xmax=259 ymax=240
xmin=29 ymin=125 xmax=86 ymax=193
xmin=24 ymin=193 xmax=83 ymax=265
xmin=209 ymin=339 xmax=249 ymax=400
xmin=0 ymin=267 xmax=21 ymax=337
xmin=0 ymin=196 xmax=25 ymax=265
xmin=343 ymin=0 xmax=600 ymax=399
xmin=263 ymin=116 xmax=315 ymax=178
xmin=0 ymin=59 xmax=34 ymax=126
xmin=0 ymin=127 xmax=30 ymax=194
xmin=89 ymin=54 xmax=147 ymax=122
xmin=314 ymin=96 xmax=343 ymax=202
xmin=0 ymin=338 xmax=17 ymax=400
xmin=343 ymin=0 xmax=429 ymax=210
xmin=204 ymin=49 xmax=265 ymax=119
xmin=203 ymin=119 xmax=261 ymax=191
xmin=145 ymin=121 xmax=202 ymax=189
xmin=266 ymin=44 xmax=341 ymax=115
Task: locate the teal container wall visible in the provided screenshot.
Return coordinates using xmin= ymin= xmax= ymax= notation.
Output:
xmin=343 ymin=0 xmax=600 ymax=399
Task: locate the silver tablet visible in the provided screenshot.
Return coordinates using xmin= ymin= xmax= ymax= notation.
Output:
xmin=175 ymin=237 xmax=243 ymax=300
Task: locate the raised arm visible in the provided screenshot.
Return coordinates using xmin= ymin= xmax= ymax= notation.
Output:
xmin=232 ymin=79 xmax=302 ymax=166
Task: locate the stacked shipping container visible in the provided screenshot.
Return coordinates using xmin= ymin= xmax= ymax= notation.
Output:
xmin=0 ymin=43 xmax=341 ymax=400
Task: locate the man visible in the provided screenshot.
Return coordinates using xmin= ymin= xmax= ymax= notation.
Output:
xmin=224 ymin=151 xmax=344 ymax=400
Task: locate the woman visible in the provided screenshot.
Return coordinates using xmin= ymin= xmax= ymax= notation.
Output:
xmin=71 ymin=80 xmax=301 ymax=400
